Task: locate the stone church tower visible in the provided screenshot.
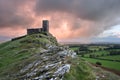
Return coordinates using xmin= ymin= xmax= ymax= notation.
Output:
xmin=43 ymin=20 xmax=49 ymax=32
xmin=27 ymin=20 xmax=49 ymax=35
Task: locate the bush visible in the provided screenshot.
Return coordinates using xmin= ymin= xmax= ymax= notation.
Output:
xmin=96 ymin=62 xmax=102 ymax=66
xmin=81 ymin=54 xmax=84 ymax=57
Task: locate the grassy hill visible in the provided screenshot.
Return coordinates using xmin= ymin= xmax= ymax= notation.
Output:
xmin=0 ymin=33 xmax=120 ymax=80
xmin=0 ymin=33 xmax=58 ymax=79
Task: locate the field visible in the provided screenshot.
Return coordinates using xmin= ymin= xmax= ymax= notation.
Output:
xmin=99 ymin=55 xmax=120 ymax=61
xmin=84 ymin=50 xmax=109 ymax=57
xmin=70 ymin=47 xmax=79 ymax=51
xmin=69 ymin=44 xmax=120 ymax=72
xmin=88 ymin=46 xmax=108 ymax=51
xmin=82 ymin=57 xmax=120 ymax=71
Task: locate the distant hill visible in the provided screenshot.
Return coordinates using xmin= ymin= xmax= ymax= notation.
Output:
xmin=0 ymin=32 xmax=119 ymax=80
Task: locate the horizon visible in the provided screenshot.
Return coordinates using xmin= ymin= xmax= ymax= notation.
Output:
xmin=0 ymin=0 xmax=120 ymax=43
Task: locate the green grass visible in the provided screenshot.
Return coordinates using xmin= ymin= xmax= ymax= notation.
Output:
xmin=63 ymin=56 xmax=120 ymax=80
xmin=88 ymin=46 xmax=99 ymax=50
xmin=88 ymin=46 xmax=108 ymax=51
xmin=84 ymin=50 xmax=109 ymax=57
xmin=70 ymin=47 xmax=79 ymax=51
xmin=0 ymin=41 xmax=32 ymax=73
xmin=0 ymin=38 xmax=96 ymax=80
xmin=0 ymin=33 xmax=97 ymax=80
xmin=63 ymin=57 xmax=95 ymax=80
xmin=82 ymin=57 xmax=120 ymax=71
xmin=99 ymin=55 xmax=120 ymax=61
xmin=0 ymin=33 xmax=58 ymax=78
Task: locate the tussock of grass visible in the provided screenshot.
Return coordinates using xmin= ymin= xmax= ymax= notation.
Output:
xmin=63 ymin=57 xmax=95 ymax=80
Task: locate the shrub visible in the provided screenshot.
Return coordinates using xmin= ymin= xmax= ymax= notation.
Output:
xmin=96 ymin=62 xmax=102 ymax=66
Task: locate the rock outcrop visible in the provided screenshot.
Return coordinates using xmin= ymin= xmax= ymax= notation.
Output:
xmin=9 ymin=33 xmax=76 ymax=80
xmin=17 ymin=44 xmax=76 ymax=80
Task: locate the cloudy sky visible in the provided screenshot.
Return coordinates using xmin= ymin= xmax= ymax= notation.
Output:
xmin=0 ymin=0 xmax=120 ymax=43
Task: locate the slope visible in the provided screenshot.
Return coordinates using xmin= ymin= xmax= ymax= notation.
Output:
xmin=0 ymin=32 xmax=119 ymax=80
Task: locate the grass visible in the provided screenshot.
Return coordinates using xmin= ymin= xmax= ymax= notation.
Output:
xmin=0 ymin=38 xmax=96 ymax=80
xmin=0 ymin=33 xmax=58 ymax=79
xmin=69 ymin=45 xmax=120 ymax=79
xmin=63 ymin=57 xmax=95 ymax=80
xmin=1 ymin=35 xmax=120 ymax=79
xmin=99 ymin=55 xmax=120 ymax=61
xmin=70 ymin=47 xmax=79 ymax=51
xmin=84 ymin=50 xmax=109 ymax=57
xmin=63 ymin=56 xmax=120 ymax=80
xmin=82 ymin=57 xmax=120 ymax=71
xmin=88 ymin=46 xmax=100 ymax=51
xmin=0 ymin=33 xmax=97 ymax=80
xmin=0 ymin=41 xmax=32 ymax=73
xmin=88 ymin=46 xmax=108 ymax=51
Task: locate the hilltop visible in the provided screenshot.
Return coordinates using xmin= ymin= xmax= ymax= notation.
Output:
xmin=0 ymin=32 xmax=120 ymax=80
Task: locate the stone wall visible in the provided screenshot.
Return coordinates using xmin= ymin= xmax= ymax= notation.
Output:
xmin=27 ymin=28 xmax=42 ymax=35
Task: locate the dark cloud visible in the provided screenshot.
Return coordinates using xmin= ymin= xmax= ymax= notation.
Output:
xmin=0 ymin=0 xmax=34 ymax=28
xmin=0 ymin=0 xmax=120 ymax=40
xmin=34 ymin=0 xmax=120 ymax=39
xmin=35 ymin=0 xmax=120 ymax=21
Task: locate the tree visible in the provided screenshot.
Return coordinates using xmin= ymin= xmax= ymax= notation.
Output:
xmin=79 ymin=46 xmax=88 ymax=51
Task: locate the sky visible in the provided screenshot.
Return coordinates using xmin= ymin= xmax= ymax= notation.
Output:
xmin=0 ymin=0 xmax=120 ymax=43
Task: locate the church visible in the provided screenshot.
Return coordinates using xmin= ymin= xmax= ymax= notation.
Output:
xmin=27 ymin=20 xmax=49 ymax=35
xmin=12 ymin=20 xmax=49 ymax=41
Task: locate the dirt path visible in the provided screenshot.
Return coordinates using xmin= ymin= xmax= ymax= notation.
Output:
xmin=91 ymin=63 xmax=120 ymax=76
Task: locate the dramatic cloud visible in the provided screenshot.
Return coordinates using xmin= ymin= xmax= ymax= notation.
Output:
xmin=0 ymin=0 xmax=120 ymax=41
xmin=0 ymin=0 xmax=35 ymax=28
xmin=34 ymin=0 xmax=120 ymax=39
xmin=35 ymin=0 xmax=120 ymax=21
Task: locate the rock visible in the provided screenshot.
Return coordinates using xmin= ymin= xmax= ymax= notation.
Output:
xmin=54 ymin=64 xmax=71 ymax=76
xmin=15 ymin=41 xmax=76 ymax=80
